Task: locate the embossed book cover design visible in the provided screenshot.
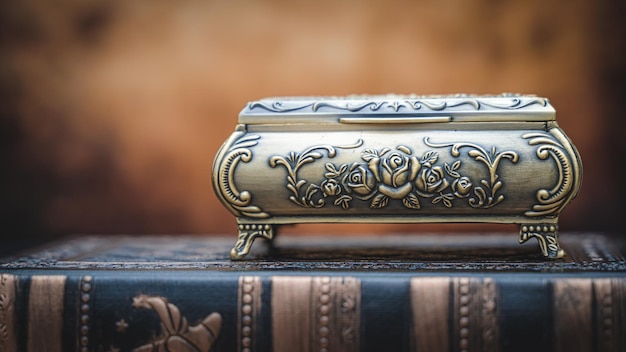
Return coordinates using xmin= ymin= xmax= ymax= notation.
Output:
xmin=1 ymin=234 xmax=625 ymax=352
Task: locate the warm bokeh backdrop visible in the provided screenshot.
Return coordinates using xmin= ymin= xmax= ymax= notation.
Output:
xmin=1 ymin=0 xmax=625 ymax=241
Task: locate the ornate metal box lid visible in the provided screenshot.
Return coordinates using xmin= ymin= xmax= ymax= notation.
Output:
xmin=239 ymin=94 xmax=555 ymax=125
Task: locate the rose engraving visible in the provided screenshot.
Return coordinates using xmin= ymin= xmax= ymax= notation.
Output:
xmin=416 ymin=165 xmax=449 ymax=194
xmin=345 ymin=165 xmax=376 ymax=196
xmin=270 ymin=138 xmax=517 ymax=210
xmin=370 ymin=150 xmax=421 ymax=200
xmin=452 ymin=176 xmax=473 ymax=197
xmin=321 ymin=179 xmax=342 ymax=197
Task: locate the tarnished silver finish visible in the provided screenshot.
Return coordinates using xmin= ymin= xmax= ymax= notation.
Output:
xmin=212 ymin=94 xmax=582 ymax=260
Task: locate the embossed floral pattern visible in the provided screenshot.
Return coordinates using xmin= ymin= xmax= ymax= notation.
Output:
xmin=367 ymin=148 xmax=420 ymax=200
xmin=270 ymin=139 xmax=518 ymax=210
xmin=333 ymin=146 xmax=469 ymax=209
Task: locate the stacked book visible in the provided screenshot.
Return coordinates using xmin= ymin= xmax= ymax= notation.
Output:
xmin=1 ymin=233 xmax=625 ymax=352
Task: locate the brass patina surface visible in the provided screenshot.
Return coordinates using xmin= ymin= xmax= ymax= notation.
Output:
xmin=212 ymin=94 xmax=583 ymax=260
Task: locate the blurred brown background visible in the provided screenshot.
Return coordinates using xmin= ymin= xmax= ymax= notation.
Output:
xmin=1 ymin=0 xmax=625 ymax=244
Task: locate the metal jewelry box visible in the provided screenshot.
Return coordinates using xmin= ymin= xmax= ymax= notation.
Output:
xmin=212 ymin=94 xmax=582 ymax=260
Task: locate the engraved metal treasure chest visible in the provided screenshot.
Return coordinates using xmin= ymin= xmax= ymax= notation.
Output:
xmin=212 ymin=94 xmax=582 ymax=260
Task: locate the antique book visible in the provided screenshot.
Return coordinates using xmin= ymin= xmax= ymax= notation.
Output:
xmin=1 ymin=233 xmax=625 ymax=352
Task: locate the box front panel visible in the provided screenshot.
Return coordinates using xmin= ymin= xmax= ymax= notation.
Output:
xmin=214 ymin=126 xmax=580 ymax=222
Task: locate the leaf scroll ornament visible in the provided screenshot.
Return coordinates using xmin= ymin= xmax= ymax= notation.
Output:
xmin=424 ymin=138 xmax=519 ymax=209
xmin=269 ymin=140 xmax=364 ymax=208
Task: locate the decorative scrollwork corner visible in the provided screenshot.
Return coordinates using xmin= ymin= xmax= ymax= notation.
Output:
xmin=523 ymin=132 xmax=577 ymax=217
xmin=217 ymin=134 xmax=270 ymax=218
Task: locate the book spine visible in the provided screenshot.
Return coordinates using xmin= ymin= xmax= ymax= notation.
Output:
xmin=0 ymin=274 xmax=18 ymax=352
xmin=0 ymin=272 xmax=625 ymax=352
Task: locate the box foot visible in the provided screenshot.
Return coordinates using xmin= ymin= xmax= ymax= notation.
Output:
xmin=230 ymin=224 xmax=274 ymax=260
xmin=519 ymin=224 xmax=565 ymax=259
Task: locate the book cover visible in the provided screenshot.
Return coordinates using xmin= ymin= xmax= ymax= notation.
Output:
xmin=1 ymin=233 xmax=625 ymax=352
